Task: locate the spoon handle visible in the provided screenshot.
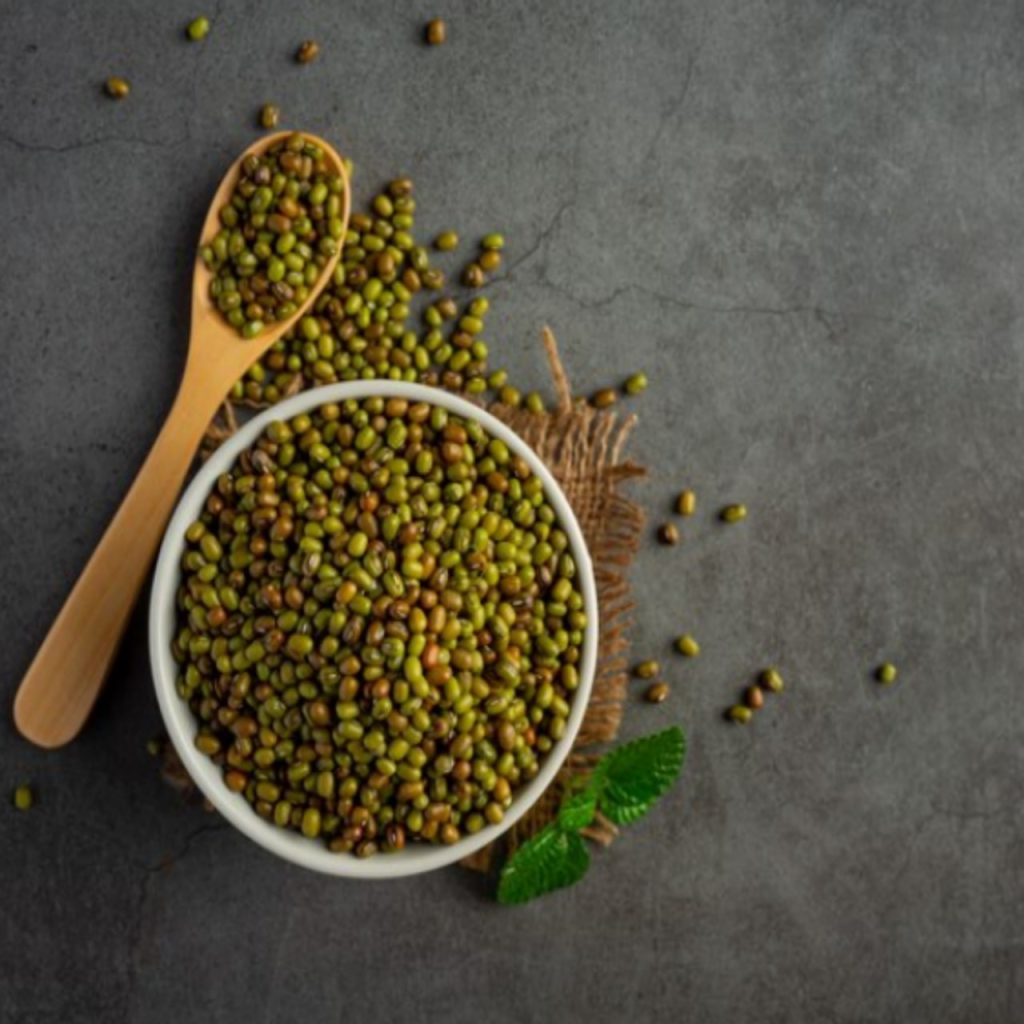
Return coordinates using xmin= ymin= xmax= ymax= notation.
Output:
xmin=13 ymin=369 xmax=223 ymax=748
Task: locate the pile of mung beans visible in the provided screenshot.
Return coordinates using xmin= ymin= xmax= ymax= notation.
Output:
xmin=173 ymin=397 xmax=586 ymax=855
xmin=202 ymin=133 xmax=346 ymax=339
xmin=231 ymin=176 xmax=517 ymax=408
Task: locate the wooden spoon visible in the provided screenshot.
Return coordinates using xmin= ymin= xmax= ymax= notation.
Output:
xmin=13 ymin=131 xmax=350 ymax=748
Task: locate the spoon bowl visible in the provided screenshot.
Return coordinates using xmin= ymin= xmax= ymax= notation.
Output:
xmin=186 ymin=131 xmax=350 ymax=386
xmin=13 ymin=131 xmax=350 ymax=749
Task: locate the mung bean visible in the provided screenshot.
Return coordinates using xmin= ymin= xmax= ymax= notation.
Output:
xmin=644 ymin=682 xmax=670 ymax=704
xmin=186 ymin=16 xmax=210 ymax=41
xmin=426 ymin=19 xmax=447 ymax=46
xmin=634 ymin=660 xmax=660 ymax=680
xmin=623 ymin=372 xmax=648 ymax=395
xmin=12 ymin=785 xmax=33 ymax=811
xmin=675 ymin=634 xmax=699 ymax=657
xmin=259 ymin=103 xmax=280 ymax=130
xmin=104 ymin=77 xmax=130 ymax=99
xmin=657 ymin=523 xmax=679 ymax=546
xmin=876 ymin=662 xmax=898 ymax=685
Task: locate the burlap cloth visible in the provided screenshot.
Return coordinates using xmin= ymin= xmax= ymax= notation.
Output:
xmin=164 ymin=327 xmax=647 ymax=871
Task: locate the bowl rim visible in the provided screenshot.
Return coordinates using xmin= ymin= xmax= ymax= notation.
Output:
xmin=149 ymin=380 xmax=599 ymax=879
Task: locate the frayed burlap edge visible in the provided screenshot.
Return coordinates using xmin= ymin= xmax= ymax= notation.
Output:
xmin=184 ymin=326 xmax=646 ymax=869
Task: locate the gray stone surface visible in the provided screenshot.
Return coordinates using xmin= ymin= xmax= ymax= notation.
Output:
xmin=1 ymin=1 xmax=1021 ymax=1021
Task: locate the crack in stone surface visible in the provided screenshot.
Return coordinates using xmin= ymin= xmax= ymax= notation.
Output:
xmin=642 ymin=45 xmax=702 ymax=166
xmin=0 ymin=822 xmax=225 ymax=1024
xmin=525 ymin=275 xmax=943 ymax=340
xmin=488 ymin=197 xmax=577 ymax=286
xmin=114 ymin=822 xmax=229 ymax=1023
xmin=143 ymin=820 xmax=228 ymax=873
xmin=0 ymin=130 xmax=191 ymax=155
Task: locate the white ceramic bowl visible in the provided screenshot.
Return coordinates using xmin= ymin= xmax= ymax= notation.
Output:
xmin=150 ymin=381 xmax=598 ymax=878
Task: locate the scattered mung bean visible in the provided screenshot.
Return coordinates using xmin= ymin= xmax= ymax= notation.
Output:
xmin=259 ymin=103 xmax=280 ymax=130
xmin=104 ymin=77 xmax=130 ymax=99
xmin=645 ymin=682 xmax=670 ymax=704
xmin=525 ymin=392 xmax=545 ymax=415
xmin=745 ymin=685 xmax=764 ymax=710
xmin=676 ymin=489 xmax=696 ymax=517
xmin=435 ymin=231 xmax=459 ymax=252
xmin=426 ymin=18 xmax=447 ymax=45
xmin=186 ymin=16 xmax=210 ymax=41
xmin=876 ymin=662 xmax=898 ymax=685
xmin=232 ymin=174 xmax=519 ymax=410
xmin=12 ymin=785 xmax=33 ymax=811
xmin=759 ymin=668 xmax=784 ymax=693
xmin=657 ymin=523 xmax=679 ymax=546
xmin=727 ymin=705 xmax=752 ymax=724
xmin=296 ymin=40 xmax=320 ymax=63
xmin=591 ymin=388 xmax=617 ymax=410
xmin=479 ymin=250 xmax=502 ymax=272
xmin=720 ymin=504 xmax=747 ymax=523
xmin=675 ymin=634 xmax=699 ymax=657
xmin=623 ymin=372 xmax=648 ymax=395
xmin=634 ymin=660 xmax=660 ymax=680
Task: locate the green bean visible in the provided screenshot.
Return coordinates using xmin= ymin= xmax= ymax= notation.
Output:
xmin=644 ymin=683 xmax=670 ymax=704
xmin=12 ymin=785 xmax=34 ymax=811
xmin=657 ymin=523 xmax=680 ymax=545
xmin=634 ymin=660 xmax=660 ymax=679
xmin=525 ymin=392 xmax=545 ymax=414
xmin=104 ymin=77 xmax=130 ymax=99
xmin=463 ymin=263 xmax=485 ymax=288
xmin=186 ymin=16 xmax=210 ymax=41
xmin=479 ymin=250 xmax=502 ymax=272
xmin=623 ymin=371 xmax=648 ymax=395
xmin=676 ymin=489 xmax=696 ymax=517
xmin=720 ymin=504 xmax=747 ymax=523
xmin=876 ymin=663 xmax=898 ymax=685
xmin=425 ymin=19 xmax=447 ymax=45
xmin=259 ymin=103 xmax=280 ymax=130
xmin=296 ymin=40 xmax=320 ymax=64
xmin=675 ymin=634 xmax=699 ymax=657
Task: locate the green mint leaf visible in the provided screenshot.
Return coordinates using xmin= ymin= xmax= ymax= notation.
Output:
xmin=497 ymin=823 xmax=590 ymax=905
xmin=557 ymin=772 xmax=602 ymax=831
xmin=598 ymin=725 xmax=686 ymax=825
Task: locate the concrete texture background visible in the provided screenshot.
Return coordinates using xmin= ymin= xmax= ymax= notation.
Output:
xmin=1 ymin=1 xmax=1022 ymax=1021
